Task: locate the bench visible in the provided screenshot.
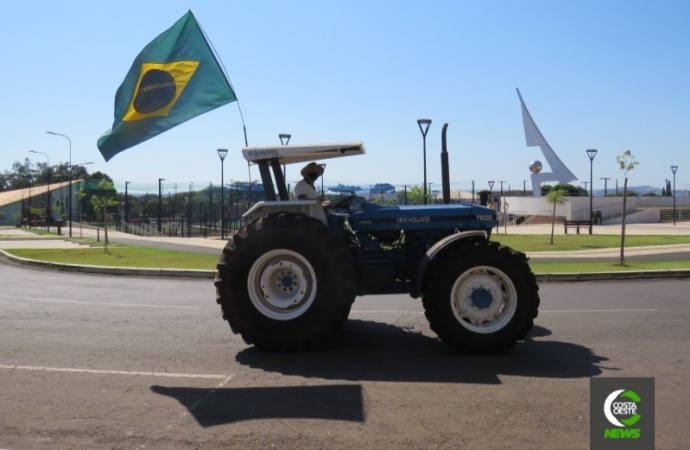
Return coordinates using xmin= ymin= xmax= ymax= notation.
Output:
xmin=563 ymin=220 xmax=591 ymax=234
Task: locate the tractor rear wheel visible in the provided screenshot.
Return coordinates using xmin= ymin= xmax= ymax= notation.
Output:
xmin=422 ymin=239 xmax=540 ymax=353
xmin=215 ymin=213 xmax=356 ymax=351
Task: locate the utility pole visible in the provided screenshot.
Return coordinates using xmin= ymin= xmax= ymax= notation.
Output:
xmin=401 ymin=185 xmax=409 ymax=205
xmin=600 ymin=177 xmax=610 ymax=196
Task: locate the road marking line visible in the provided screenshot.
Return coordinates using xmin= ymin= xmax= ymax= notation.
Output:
xmin=0 ymin=294 xmax=199 ymax=310
xmin=0 ymin=364 xmax=228 ymax=380
xmin=182 ymin=374 xmax=235 ymax=418
xmin=353 ymin=309 xmax=657 ymax=314
xmin=540 ymin=309 xmax=657 ymax=313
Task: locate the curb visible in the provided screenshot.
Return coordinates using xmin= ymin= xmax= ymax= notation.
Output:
xmin=535 ymin=270 xmax=690 ymax=282
xmin=4 ymin=248 xmax=690 ymax=282
xmin=0 ymin=249 xmax=214 ymax=279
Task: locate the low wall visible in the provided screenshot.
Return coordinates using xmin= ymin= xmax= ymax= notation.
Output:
xmin=505 ymin=196 xmax=634 ymax=221
xmin=637 ymin=197 xmax=690 ymax=208
xmin=603 ymin=208 xmax=660 ymax=225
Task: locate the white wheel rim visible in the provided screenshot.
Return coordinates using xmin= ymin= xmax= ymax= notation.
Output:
xmin=449 ymin=265 xmax=518 ymax=334
xmin=247 ymin=249 xmax=317 ymax=321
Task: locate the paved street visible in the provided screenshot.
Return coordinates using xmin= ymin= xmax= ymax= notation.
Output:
xmin=0 ymin=262 xmax=688 ymax=449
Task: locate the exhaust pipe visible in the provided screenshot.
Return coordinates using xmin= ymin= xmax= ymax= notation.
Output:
xmin=441 ymin=123 xmax=450 ymax=204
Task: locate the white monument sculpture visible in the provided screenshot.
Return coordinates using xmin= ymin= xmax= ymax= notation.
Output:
xmin=517 ymin=88 xmax=577 ymax=196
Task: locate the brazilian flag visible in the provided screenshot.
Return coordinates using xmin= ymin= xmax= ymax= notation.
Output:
xmin=97 ymin=11 xmax=236 ymax=161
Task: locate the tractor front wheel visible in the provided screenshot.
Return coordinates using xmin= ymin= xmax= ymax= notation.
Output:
xmin=422 ymin=239 xmax=540 ymax=353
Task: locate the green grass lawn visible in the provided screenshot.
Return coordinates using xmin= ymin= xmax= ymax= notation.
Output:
xmin=529 ymin=260 xmax=690 ymax=273
xmin=490 ymin=234 xmax=690 ymax=252
xmin=5 ymin=230 xmax=690 ymax=273
xmin=7 ymin=247 xmax=218 ymax=270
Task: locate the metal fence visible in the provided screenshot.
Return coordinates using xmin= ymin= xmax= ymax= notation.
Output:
xmin=111 ymin=201 xmax=250 ymax=239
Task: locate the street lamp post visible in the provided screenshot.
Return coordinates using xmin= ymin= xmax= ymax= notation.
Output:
xmin=279 ymin=133 xmax=291 ymax=180
xmin=217 ymin=149 xmax=228 ymax=239
xmin=321 ymin=164 xmax=327 ymax=199
xmin=498 ymin=181 xmax=506 ymax=229
xmin=158 ymin=178 xmax=165 ymax=233
xmin=29 ymin=150 xmax=51 ymax=230
xmin=124 ymin=181 xmax=130 ymax=225
xmin=46 ymin=131 xmax=72 ymax=237
xmin=671 ymin=165 xmax=678 ymax=226
xmin=586 ymin=149 xmax=598 ymax=235
xmin=488 ymin=181 xmax=494 ymax=205
xmin=188 ymin=182 xmax=194 ymax=238
xmin=600 ymin=177 xmax=610 ymax=196
xmin=417 ymin=119 xmax=432 ymax=204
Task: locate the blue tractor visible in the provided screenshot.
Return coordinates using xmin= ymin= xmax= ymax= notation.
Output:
xmin=215 ymin=126 xmax=540 ymax=353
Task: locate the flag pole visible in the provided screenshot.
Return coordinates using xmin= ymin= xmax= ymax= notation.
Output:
xmin=194 ymin=11 xmax=252 ymax=198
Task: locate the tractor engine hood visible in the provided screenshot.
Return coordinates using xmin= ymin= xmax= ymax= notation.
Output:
xmin=348 ymin=203 xmax=497 ymax=233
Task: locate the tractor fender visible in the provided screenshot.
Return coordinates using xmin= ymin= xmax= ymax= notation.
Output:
xmin=410 ymin=230 xmax=489 ymax=299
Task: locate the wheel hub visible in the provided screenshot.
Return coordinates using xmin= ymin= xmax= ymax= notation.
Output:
xmin=259 ymin=260 xmax=308 ymax=306
xmin=470 ymin=287 xmax=494 ymax=309
xmin=450 ymin=266 xmax=518 ymax=334
xmin=248 ymin=249 xmax=317 ymax=321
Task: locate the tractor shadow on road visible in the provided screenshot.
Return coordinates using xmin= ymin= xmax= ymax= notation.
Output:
xmin=151 ymin=384 xmax=365 ymax=426
xmin=233 ymin=320 xmax=609 ymax=385
xmin=150 ymin=322 xmax=608 ymax=427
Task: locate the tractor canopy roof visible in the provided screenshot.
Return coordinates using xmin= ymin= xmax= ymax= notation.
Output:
xmin=242 ymin=142 xmax=365 ymax=165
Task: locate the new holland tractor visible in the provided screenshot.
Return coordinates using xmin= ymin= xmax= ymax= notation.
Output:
xmin=214 ymin=125 xmax=540 ymax=353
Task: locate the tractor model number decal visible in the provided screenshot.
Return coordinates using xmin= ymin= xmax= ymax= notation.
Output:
xmin=396 ymin=216 xmax=431 ymax=224
xmin=246 ymin=149 xmax=279 ymax=159
xmin=475 ymin=215 xmax=494 ymax=221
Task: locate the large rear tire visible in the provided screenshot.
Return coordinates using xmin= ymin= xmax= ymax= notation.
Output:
xmin=422 ymin=239 xmax=540 ymax=353
xmin=215 ymin=213 xmax=356 ymax=351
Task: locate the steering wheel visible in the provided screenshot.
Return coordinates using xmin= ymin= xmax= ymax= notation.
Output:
xmin=330 ymin=195 xmax=357 ymax=211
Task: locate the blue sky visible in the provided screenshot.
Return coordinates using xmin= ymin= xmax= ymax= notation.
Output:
xmin=2 ymin=0 xmax=689 ymax=195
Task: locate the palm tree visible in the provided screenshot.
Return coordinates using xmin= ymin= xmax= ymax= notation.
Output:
xmin=545 ymin=189 xmax=569 ymax=244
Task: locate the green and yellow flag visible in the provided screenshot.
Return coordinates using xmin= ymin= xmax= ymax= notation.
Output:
xmin=97 ymin=11 xmax=236 ymax=161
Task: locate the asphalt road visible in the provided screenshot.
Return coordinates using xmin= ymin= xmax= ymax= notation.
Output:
xmin=1 ymin=262 xmax=688 ymax=449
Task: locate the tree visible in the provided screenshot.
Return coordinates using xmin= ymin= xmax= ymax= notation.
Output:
xmin=331 ymin=183 xmax=362 ymax=195
xmin=541 ymin=183 xmax=587 ymax=197
xmin=616 ymin=150 xmax=639 ymax=266
xmin=90 ymin=179 xmax=119 ymax=253
xmin=544 ymin=189 xmax=569 ymax=245
xmin=405 ymin=185 xmax=425 ymax=204
xmin=5 ymin=159 xmax=35 ymax=189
